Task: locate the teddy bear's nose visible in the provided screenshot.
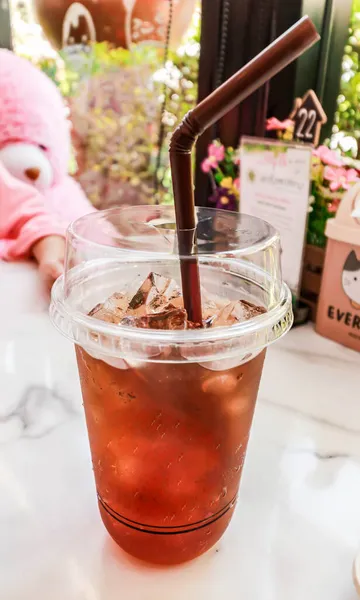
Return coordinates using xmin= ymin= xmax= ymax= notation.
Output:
xmin=25 ymin=167 xmax=40 ymax=181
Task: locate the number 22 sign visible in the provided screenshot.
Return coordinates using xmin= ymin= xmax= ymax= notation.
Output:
xmin=290 ymin=90 xmax=327 ymax=147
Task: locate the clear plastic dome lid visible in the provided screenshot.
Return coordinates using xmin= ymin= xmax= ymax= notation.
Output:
xmin=51 ymin=206 xmax=293 ymax=364
xmin=65 ymin=205 xmax=280 ymax=258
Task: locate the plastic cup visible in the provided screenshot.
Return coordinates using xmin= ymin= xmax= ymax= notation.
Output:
xmin=50 ymin=205 xmax=292 ymax=565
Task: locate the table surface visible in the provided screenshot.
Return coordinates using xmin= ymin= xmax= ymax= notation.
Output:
xmin=1 ymin=261 xmax=360 ymax=600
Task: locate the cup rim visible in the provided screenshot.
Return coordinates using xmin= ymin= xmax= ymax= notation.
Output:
xmin=50 ymin=270 xmax=293 ymax=345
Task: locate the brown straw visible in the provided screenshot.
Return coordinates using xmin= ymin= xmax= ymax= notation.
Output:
xmin=170 ymin=16 xmax=319 ymax=324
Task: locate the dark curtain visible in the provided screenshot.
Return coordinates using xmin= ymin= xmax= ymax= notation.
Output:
xmin=196 ymin=0 xmax=353 ymax=206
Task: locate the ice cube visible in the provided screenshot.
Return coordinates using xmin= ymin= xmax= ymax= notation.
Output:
xmin=200 ymin=288 xmax=221 ymax=323
xmin=88 ymin=292 xmax=129 ymax=324
xmin=122 ymin=308 xmax=187 ymax=330
xmin=128 ymin=272 xmax=181 ymax=316
xmin=199 ymin=353 xmax=255 ymax=371
xmin=103 ymin=292 xmax=129 ymax=313
xmin=201 ymin=373 xmax=238 ymax=395
xmin=83 ymin=348 xmax=131 ymax=370
xmin=222 ymin=394 xmax=251 ymax=418
xmin=211 ymin=300 xmax=266 ymax=327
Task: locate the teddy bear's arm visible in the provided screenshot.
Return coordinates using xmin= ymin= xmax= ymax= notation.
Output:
xmin=0 ymin=162 xmax=65 ymax=261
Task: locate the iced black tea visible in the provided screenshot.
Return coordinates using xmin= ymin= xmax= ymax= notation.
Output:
xmin=76 ymin=345 xmax=265 ymax=564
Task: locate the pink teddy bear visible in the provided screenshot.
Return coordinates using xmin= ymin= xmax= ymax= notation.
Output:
xmin=0 ymin=50 xmax=95 ymax=287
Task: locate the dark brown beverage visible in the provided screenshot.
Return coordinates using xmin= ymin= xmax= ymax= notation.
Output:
xmin=76 ymin=345 xmax=265 ymax=565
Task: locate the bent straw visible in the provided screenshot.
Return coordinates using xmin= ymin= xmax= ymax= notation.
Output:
xmin=170 ymin=15 xmax=319 ymax=324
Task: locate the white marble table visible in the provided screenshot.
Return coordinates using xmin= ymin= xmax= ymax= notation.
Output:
xmin=1 ymin=261 xmax=360 ymax=600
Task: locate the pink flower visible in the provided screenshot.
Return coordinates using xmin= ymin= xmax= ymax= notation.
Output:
xmin=313 ymin=145 xmax=343 ymax=167
xmin=201 ymin=156 xmax=218 ymax=173
xmin=324 ymin=166 xmax=360 ymax=192
xmin=233 ymin=177 xmax=240 ymax=189
xmin=266 ymin=117 xmax=294 ymax=132
xmin=208 ymin=142 xmax=225 ymax=162
xmin=328 ymin=199 xmax=340 ymax=214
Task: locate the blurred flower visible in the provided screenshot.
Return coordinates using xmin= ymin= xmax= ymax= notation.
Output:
xmin=311 ymin=158 xmax=323 ymax=184
xmin=209 ymin=187 xmax=237 ymax=211
xmin=203 ymin=139 xmax=240 ymax=210
xmin=328 ymin=198 xmax=341 ymax=213
xmin=201 ymin=156 xmax=218 ymax=173
xmin=266 ymin=117 xmax=294 ymax=131
xmin=313 ymin=145 xmax=343 ymax=167
xmin=282 ymin=127 xmax=294 ymax=141
xmin=208 ymin=142 xmax=225 ymax=162
xmin=324 ymin=166 xmax=359 ymax=191
xmin=221 ymin=177 xmax=234 ymax=189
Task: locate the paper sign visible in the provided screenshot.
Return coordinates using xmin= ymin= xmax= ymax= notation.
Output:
xmin=240 ymin=137 xmax=312 ymax=299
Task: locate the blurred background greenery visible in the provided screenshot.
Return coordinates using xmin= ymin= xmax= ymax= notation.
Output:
xmin=331 ymin=0 xmax=360 ymax=158
xmin=10 ymin=0 xmax=201 ymax=206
